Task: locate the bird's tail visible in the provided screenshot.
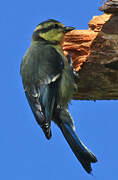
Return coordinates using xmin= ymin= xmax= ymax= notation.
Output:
xmin=55 ymin=109 xmax=97 ymax=174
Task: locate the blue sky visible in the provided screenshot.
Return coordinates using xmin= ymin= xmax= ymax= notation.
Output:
xmin=1 ymin=0 xmax=118 ymax=179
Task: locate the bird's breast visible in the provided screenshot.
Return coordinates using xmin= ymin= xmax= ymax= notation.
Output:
xmin=59 ymin=58 xmax=75 ymax=106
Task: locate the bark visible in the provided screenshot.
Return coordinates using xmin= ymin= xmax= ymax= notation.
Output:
xmin=99 ymin=0 xmax=118 ymax=13
xmin=63 ymin=10 xmax=118 ymax=100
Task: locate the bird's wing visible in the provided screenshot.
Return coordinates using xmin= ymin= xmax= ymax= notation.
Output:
xmin=21 ymin=46 xmax=64 ymax=139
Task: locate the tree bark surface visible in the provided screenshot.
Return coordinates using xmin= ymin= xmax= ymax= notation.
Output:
xmin=63 ymin=13 xmax=118 ymax=100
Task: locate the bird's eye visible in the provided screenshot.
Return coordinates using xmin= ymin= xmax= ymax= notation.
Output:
xmin=54 ymin=24 xmax=59 ymax=29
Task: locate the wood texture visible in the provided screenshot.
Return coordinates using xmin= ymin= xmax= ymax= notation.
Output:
xmin=63 ymin=13 xmax=118 ymax=100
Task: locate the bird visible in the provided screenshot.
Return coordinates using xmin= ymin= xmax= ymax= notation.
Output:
xmin=20 ymin=19 xmax=97 ymax=174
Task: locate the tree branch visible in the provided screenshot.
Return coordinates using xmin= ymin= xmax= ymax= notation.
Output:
xmin=63 ymin=1 xmax=118 ymax=100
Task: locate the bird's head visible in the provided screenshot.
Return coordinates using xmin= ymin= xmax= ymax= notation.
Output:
xmin=32 ymin=19 xmax=74 ymax=44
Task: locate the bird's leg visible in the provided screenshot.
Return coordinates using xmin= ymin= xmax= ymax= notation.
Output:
xmin=67 ymin=54 xmax=80 ymax=79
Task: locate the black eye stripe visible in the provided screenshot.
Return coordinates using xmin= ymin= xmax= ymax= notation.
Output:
xmin=37 ymin=24 xmax=63 ymax=33
xmin=54 ymin=24 xmax=59 ymax=29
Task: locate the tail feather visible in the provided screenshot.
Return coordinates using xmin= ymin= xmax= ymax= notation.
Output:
xmin=59 ymin=122 xmax=97 ymax=174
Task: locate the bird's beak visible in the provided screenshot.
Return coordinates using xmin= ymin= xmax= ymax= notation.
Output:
xmin=64 ymin=26 xmax=75 ymax=33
